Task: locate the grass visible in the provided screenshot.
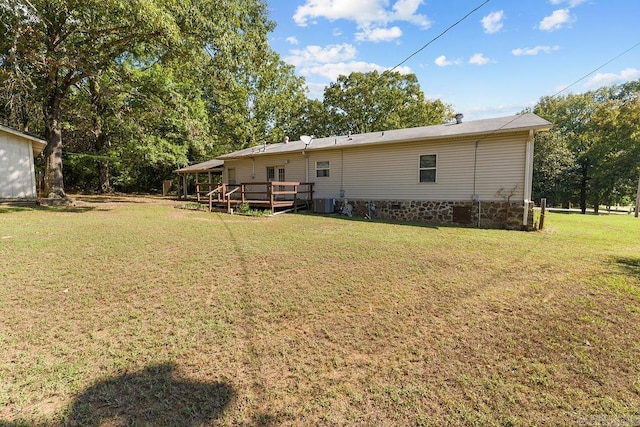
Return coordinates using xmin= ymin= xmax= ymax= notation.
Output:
xmin=1 ymin=196 xmax=639 ymax=426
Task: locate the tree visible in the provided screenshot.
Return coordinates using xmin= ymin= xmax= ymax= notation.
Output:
xmin=532 ymin=81 xmax=640 ymax=213
xmin=322 ymin=71 xmax=453 ymax=136
xmin=589 ymin=84 xmax=640 ymax=210
xmin=534 ymin=92 xmax=599 ymax=213
xmin=0 ymin=0 xmax=184 ymax=197
xmin=0 ymin=0 xmax=278 ymax=197
xmin=208 ymin=50 xmax=308 ymax=153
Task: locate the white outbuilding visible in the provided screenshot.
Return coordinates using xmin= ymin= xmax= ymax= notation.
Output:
xmin=0 ymin=124 xmax=47 ymax=201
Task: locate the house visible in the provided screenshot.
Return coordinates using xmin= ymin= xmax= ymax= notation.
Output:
xmin=217 ymin=113 xmax=552 ymax=229
xmin=0 ymin=124 xmax=47 ymax=202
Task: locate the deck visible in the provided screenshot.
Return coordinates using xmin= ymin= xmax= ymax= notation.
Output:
xmin=195 ymin=181 xmax=314 ymax=214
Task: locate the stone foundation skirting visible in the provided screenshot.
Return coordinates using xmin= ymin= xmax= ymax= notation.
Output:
xmin=346 ymin=199 xmax=534 ymax=230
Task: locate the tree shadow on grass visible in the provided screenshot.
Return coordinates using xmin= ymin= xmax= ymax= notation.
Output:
xmin=64 ymin=362 xmax=233 ymax=426
xmin=614 ymin=257 xmax=640 ymax=278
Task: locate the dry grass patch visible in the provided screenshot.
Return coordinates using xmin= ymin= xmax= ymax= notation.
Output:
xmin=1 ymin=197 xmax=639 ymax=425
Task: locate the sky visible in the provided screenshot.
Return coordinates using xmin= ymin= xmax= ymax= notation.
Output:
xmin=266 ymin=0 xmax=640 ymax=120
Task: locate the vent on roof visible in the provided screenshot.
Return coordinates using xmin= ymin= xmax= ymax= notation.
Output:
xmin=455 ymin=113 xmax=464 ymax=124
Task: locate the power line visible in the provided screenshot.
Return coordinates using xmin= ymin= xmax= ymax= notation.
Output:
xmin=469 ymin=38 xmax=640 ymax=146
xmin=550 ymin=40 xmax=640 ymax=98
xmin=388 ymin=0 xmax=491 ymax=73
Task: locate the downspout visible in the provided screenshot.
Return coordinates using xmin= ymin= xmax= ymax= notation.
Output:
xmin=523 ymin=130 xmax=534 ymax=227
xmin=302 ymin=150 xmax=309 ymax=183
xmin=340 ymin=149 xmax=344 ymax=198
xmin=473 ymin=140 xmax=480 ymax=228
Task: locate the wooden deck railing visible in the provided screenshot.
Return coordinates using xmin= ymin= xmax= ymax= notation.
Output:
xmin=195 ymin=181 xmax=314 ymax=213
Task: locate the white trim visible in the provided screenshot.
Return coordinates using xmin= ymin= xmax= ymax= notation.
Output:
xmin=315 ymin=160 xmax=330 ymax=178
xmin=418 ymin=153 xmax=437 ymax=183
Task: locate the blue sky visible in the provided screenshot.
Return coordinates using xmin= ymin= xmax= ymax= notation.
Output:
xmin=267 ymin=0 xmax=640 ymax=120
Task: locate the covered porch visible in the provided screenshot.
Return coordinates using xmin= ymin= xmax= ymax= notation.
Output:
xmin=173 ymin=159 xmax=224 ymax=198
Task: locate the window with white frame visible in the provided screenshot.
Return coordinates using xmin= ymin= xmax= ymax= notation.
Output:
xmin=419 ymin=154 xmax=437 ymax=183
xmin=315 ymin=161 xmax=330 ymax=177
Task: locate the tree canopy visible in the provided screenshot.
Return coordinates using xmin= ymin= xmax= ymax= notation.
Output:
xmin=532 ymin=81 xmax=640 ymax=212
xmin=1 ymin=3 xmax=455 ymax=194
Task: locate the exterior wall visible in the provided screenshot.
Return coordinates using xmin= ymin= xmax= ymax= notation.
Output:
xmin=347 ymin=199 xmax=534 ymax=230
xmin=222 ymin=131 xmax=533 ymax=228
xmin=338 ymin=132 xmax=527 ymax=202
xmin=223 ymin=153 xmax=306 ymax=184
xmin=307 ymin=150 xmax=344 ymax=199
xmin=0 ymin=132 xmax=37 ymax=199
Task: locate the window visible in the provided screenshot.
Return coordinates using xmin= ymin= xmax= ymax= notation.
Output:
xmin=315 ymin=161 xmax=330 ymax=178
xmin=419 ymin=154 xmax=437 ymax=183
xmin=266 ymin=166 xmax=285 ymax=182
xmin=227 ymin=167 xmax=236 ymax=185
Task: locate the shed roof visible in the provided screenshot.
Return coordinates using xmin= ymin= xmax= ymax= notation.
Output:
xmin=217 ymin=112 xmax=552 ymax=160
xmin=174 ymin=159 xmax=224 ymax=174
xmin=0 ymin=124 xmax=47 ymax=156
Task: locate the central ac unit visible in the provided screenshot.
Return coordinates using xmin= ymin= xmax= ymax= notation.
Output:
xmin=313 ymin=198 xmax=334 ymax=214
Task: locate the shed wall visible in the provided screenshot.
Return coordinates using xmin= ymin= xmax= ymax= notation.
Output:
xmin=0 ymin=132 xmax=37 ymax=199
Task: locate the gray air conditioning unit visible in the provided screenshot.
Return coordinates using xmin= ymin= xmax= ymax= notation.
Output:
xmin=313 ymin=198 xmax=335 ymax=214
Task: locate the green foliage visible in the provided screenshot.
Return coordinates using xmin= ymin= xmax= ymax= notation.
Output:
xmin=533 ymin=81 xmax=640 ymax=210
xmin=0 ymin=0 xmax=289 ymax=193
xmin=322 ymin=70 xmax=454 ymax=136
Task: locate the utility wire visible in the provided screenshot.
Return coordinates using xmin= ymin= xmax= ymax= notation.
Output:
xmin=458 ymin=38 xmax=640 ymax=150
xmin=388 ymin=0 xmax=491 ymax=73
xmin=550 ymin=40 xmax=640 ymax=98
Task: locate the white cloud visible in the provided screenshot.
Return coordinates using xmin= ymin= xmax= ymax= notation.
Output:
xmin=356 ymin=26 xmax=402 ymax=42
xmin=285 ymin=42 xmax=411 ymax=82
xmin=286 ymin=36 xmax=299 ymax=45
xmin=469 ymin=53 xmax=490 ymax=65
xmin=285 ymin=43 xmax=357 ymax=67
xmin=435 ymin=55 xmax=451 ymax=67
xmin=481 ymin=11 xmax=504 ymax=34
xmin=539 ymin=9 xmax=575 ymax=31
xmin=292 ymin=0 xmax=432 ymax=40
xmin=332 ymin=27 xmax=343 ymax=37
xmin=463 ymin=102 xmax=537 ymax=120
xmin=584 ymin=68 xmax=640 ymax=89
xmin=550 ymin=0 xmax=587 ymax=7
xmin=302 ymin=62 xmax=412 ymax=80
xmin=512 ymin=45 xmax=560 ymax=56
xmin=434 ymin=55 xmax=462 ymax=67
xmin=390 ymin=0 xmax=431 ymax=28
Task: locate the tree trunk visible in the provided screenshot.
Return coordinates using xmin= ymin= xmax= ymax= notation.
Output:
xmin=98 ymin=159 xmax=111 ymax=193
xmin=580 ymin=163 xmax=588 ymax=214
xmin=90 ymin=79 xmax=112 ymax=193
xmin=634 ymin=176 xmax=640 ymax=218
xmin=43 ymin=94 xmax=66 ymax=198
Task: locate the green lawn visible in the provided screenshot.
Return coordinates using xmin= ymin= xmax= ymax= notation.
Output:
xmin=1 ymin=196 xmax=639 ymax=426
